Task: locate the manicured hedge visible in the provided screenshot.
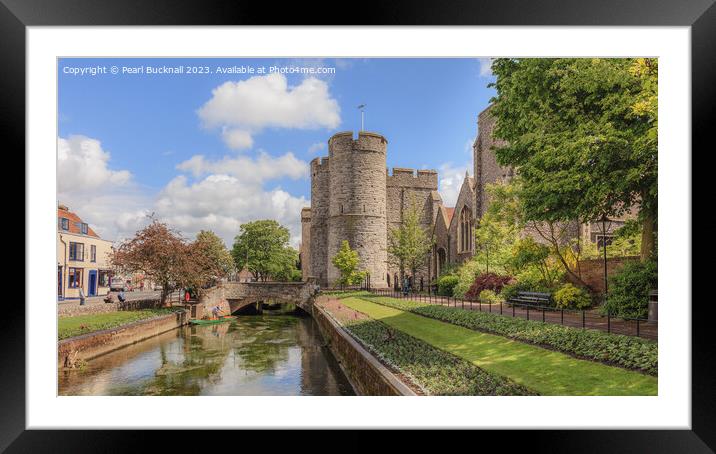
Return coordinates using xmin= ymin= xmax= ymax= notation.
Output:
xmin=362 ymin=296 xmax=657 ymax=376
xmin=341 ymin=316 xmax=536 ymax=396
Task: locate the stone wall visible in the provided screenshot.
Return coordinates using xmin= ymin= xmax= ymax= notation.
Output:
xmin=198 ymin=280 xmax=317 ymax=316
xmin=58 ymin=310 xmax=187 ymax=367
xmin=312 ymin=299 xmax=416 ymax=396
xmin=385 ymin=168 xmax=439 ymax=288
xmin=570 ymin=256 xmax=641 ymax=293
xmin=325 ymin=131 xmax=388 ymax=288
xmin=309 ymin=157 xmax=330 ymax=285
xmin=300 ymin=207 xmax=312 ymax=281
xmin=474 ymin=105 xmax=512 ymax=218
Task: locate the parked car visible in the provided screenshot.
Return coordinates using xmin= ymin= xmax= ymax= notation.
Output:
xmin=110 ymin=277 xmax=129 ymax=292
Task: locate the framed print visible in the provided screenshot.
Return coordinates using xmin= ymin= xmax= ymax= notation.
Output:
xmin=6 ymin=0 xmax=713 ymax=449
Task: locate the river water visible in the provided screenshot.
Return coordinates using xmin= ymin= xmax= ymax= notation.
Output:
xmin=58 ymin=311 xmax=355 ymax=396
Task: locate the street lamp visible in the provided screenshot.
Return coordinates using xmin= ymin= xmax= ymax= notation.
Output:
xmin=600 ymin=214 xmax=609 ymax=298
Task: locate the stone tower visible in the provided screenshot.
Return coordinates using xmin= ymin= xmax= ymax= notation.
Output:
xmin=309 ymin=156 xmax=330 ymax=285
xmin=325 ymin=131 xmax=388 ymax=288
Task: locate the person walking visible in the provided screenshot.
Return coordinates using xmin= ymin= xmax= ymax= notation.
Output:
xmin=118 ymin=289 xmax=126 ymax=303
xmin=79 ymin=287 xmax=86 ymax=306
xmin=402 ymin=276 xmax=409 ymax=297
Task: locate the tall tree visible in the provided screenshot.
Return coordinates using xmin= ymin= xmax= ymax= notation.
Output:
xmin=387 ymin=197 xmax=434 ymax=283
xmin=111 ymin=220 xmax=192 ymax=305
xmin=331 ymin=240 xmax=364 ymax=286
xmin=489 ymin=58 xmax=657 ymax=261
xmin=192 ymin=230 xmax=235 ymax=284
xmin=231 ymin=220 xmax=298 ymax=282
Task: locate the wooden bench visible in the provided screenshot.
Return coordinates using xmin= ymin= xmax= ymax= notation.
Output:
xmin=507 ymin=291 xmax=551 ymax=307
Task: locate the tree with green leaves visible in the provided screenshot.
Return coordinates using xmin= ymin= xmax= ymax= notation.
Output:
xmin=231 ymin=220 xmax=299 ymax=282
xmin=489 ymin=58 xmax=657 ymax=262
xmin=387 ymin=197 xmax=434 ymax=283
xmin=194 ymin=230 xmax=235 ymax=277
xmin=331 ymin=240 xmax=364 ymax=286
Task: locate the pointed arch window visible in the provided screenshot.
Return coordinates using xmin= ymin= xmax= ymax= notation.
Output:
xmin=458 ymin=206 xmax=473 ymax=253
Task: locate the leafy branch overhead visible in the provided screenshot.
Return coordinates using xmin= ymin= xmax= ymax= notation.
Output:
xmin=489 ymin=58 xmax=657 ymax=261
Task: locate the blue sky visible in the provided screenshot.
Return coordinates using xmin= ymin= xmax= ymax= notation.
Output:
xmin=58 ymin=57 xmax=496 ymax=246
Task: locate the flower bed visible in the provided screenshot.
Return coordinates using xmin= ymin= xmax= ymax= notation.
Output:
xmin=326 ymin=302 xmax=536 ymax=396
xmin=362 ymin=296 xmax=657 ymax=376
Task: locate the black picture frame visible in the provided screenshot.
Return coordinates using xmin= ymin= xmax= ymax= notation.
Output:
xmin=5 ymin=0 xmax=711 ymax=449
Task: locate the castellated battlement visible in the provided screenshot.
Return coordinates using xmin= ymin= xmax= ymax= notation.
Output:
xmin=328 ymin=131 xmax=388 ymax=158
xmin=386 ymin=167 xmax=438 ymax=190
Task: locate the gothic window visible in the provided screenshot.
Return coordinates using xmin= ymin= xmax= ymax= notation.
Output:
xmin=458 ymin=206 xmax=472 ymax=253
xmin=436 ymin=247 xmax=447 ymax=276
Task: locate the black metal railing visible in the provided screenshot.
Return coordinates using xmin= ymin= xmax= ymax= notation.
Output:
xmin=365 ymin=287 xmax=656 ymax=340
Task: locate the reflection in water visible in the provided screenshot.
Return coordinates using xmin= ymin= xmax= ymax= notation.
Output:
xmin=59 ymin=313 xmax=355 ymax=396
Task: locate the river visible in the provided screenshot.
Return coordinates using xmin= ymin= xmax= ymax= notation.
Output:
xmin=58 ymin=310 xmax=355 ymax=396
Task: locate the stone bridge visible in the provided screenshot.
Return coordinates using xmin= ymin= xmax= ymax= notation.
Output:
xmin=197 ymin=280 xmax=317 ymax=317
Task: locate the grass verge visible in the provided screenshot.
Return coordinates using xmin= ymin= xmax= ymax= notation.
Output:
xmin=363 ymin=295 xmax=657 ymax=375
xmin=324 ymin=302 xmax=535 ymax=395
xmin=340 ymin=297 xmax=657 ymax=396
xmin=58 ymin=309 xmax=175 ymax=340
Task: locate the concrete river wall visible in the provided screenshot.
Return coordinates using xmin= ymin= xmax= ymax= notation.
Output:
xmin=311 ymin=297 xmax=416 ymax=396
xmin=58 ymin=310 xmax=188 ymax=368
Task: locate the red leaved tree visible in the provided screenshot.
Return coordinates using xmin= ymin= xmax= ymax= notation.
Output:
xmin=111 ymin=220 xmax=208 ymax=305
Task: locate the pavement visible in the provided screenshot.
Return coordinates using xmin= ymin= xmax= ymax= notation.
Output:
xmin=58 ymin=290 xmax=162 ymax=306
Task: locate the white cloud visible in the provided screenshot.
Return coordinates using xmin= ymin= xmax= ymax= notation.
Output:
xmin=221 ymin=127 xmax=254 ymax=150
xmin=155 ymin=173 xmax=308 ymax=248
xmin=176 ymin=151 xmax=309 ymax=182
xmin=57 ymin=135 xmax=151 ymax=242
xmin=307 ymin=142 xmax=326 ymax=155
xmin=58 ymin=132 xmax=311 ymax=248
xmin=438 ymin=162 xmax=472 ymax=207
xmin=477 ymin=58 xmax=494 ymax=77
xmin=198 ymin=73 xmax=341 ymax=150
xmin=57 ymin=135 xmax=131 ymax=193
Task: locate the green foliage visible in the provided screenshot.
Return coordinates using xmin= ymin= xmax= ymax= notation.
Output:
xmin=437 ymin=274 xmax=459 ymax=296
xmin=231 ymin=220 xmax=299 ymax=282
xmin=479 ymin=289 xmax=505 ymax=304
xmin=509 ymin=236 xmax=564 ymax=287
xmin=452 ymin=259 xmax=483 ymax=298
xmin=387 ymin=196 xmax=434 ymax=278
xmin=323 ymin=290 xmax=373 ymax=299
xmin=331 ymin=240 xmax=365 ymax=286
xmin=334 ymin=307 xmax=535 ymax=395
xmin=602 ymin=259 xmax=657 ymax=319
xmin=363 ymin=296 xmax=657 ymax=375
xmin=553 ymin=283 xmax=592 ymax=309
xmin=581 ymin=220 xmax=643 ymax=259
xmin=490 ymin=58 xmax=657 ymax=259
xmin=194 ymin=230 xmax=235 ymax=276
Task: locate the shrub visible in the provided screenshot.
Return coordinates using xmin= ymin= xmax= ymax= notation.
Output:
xmin=479 ymin=289 xmax=505 ymax=304
xmin=437 ymin=274 xmax=459 ymax=296
xmin=464 ymin=273 xmax=513 ymax=301
xmin=553 ymin=283 xmax=592 ymax=309
xmin=362 ymin=296 xmax=657 ymax=375
xmin=338 ymin=312 xmax=535 ymax=395
xmin=601 ymin=259 xmax=657 ymax=319
xmin=452 ymin=259 xmax=482 ymax=298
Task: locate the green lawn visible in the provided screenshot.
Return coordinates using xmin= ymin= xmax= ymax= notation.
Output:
xmin=340 ymin=297 xmax=657 ymax=396
xmin=58 ymin=309 xmax=174 ymax=340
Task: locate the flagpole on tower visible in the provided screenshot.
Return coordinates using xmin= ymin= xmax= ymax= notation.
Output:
xmin=357 ymin=104 xmax=366 ymax=131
